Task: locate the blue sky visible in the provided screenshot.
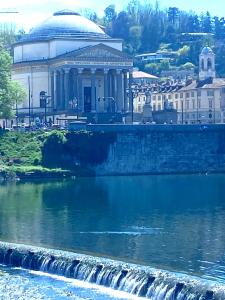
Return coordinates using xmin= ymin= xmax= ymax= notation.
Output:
xmin=0 ymin=0 xmax=223 ymax=31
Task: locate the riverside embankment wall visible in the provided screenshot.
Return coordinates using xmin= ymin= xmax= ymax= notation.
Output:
xmin=85 ymin=124 xmax=225 ymax=175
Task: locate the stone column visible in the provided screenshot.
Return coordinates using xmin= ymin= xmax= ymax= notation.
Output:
xmin=77 ymin=68 xmax=83 ymax=112
xmin=50 ymin=71 xmax=54 ymax=109
xmin=73 ymin=69 xmax=78 ymax=99
xmin=64 ymin=68 xmax=70 ymax=110
xmin=129 ymin=70 xmax=133 ymax=112
xmin=54 ymin=70 xmax=57 ymax=110
xmin=116 ymin=69 xmax=123 ymax=112
xmin=60 ymin=70 xmax=64 ymax=110
xmin=104 ymin=69 xmax=109 ymax=112
xmin=123 ymin=70 xmax=128 ymax=112
xmin=91 ymin=68 xmax=96 ymax=112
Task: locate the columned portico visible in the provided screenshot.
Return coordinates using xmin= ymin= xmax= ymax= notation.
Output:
xmin=50 ymin=65 xmax=132 ymax=116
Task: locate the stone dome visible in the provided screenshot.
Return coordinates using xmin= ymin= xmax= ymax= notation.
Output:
xmin=201 ymin=47 xmax=214 ymax=55
xmin=20 ymin=10 xmax=109 ymax=43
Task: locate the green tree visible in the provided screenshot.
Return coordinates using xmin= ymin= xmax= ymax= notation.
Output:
xmin=103 ymin=4 xmax=117 ymax=35
xmin=0 ymin=47 xmax=26 ymax=119
xmin=112 ymin=11 xmax=130 ymax=40
xmin=129 ymin=25 xmax=142 ymax=54
xmin=168 ymin=7 xmax=179 ymax=26
xmin=145 ymin=63 xmax=159 ymax=75
xmin=179 ymin=62 xmax=195 ymax=70
xmin=80 ymin=8 xmax=98 ymax=22
xmin=201 ymin=12 xmax=212 ymax=33
xmin=177 ymin=45 xmax=190 ymax=64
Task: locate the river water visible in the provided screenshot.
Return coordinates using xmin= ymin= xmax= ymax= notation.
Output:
xmin=0 ymin=174 xmax=225 ymax=298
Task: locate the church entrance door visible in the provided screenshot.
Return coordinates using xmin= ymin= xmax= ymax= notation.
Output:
xmin=84 ymin=87 xmax=92 ymax=112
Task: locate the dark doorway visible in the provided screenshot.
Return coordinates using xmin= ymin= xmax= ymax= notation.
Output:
xmin=84 ymin=87 xmax=92 ymax=113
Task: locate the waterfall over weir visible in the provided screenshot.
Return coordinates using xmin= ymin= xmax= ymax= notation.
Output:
xmin=0 ymin=242 xmax=224 ymax=299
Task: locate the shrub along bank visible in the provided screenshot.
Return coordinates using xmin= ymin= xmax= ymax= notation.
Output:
xmin=0 ymin=130 xmax=116 ymax=181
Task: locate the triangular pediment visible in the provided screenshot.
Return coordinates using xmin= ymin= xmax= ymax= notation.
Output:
xmin=56 ymin=43 xmax=132 ymax=62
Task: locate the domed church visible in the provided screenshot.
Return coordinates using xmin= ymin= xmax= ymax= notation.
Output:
xmin=12 ymin=10 xmax=133 ymax=123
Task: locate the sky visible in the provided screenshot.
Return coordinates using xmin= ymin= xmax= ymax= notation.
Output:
xmin=0 ymin=0 xmax=224 ymax=32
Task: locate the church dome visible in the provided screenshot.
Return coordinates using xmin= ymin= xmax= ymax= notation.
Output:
xmin=201 ymin=47 xmax=214 ymax=55
xmin=19 ymin=10 xmax=109 ymax=43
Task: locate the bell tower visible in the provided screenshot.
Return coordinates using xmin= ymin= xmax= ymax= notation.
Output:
xmin=199 ymin=47 xmax=216 ymax=80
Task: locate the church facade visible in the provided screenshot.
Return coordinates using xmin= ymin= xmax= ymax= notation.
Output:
xmin=12 ymin=10 xmax=133 ymax=123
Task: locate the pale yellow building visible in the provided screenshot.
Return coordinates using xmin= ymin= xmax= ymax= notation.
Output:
xmin=150 ymin=47 xmax=225 ymax=124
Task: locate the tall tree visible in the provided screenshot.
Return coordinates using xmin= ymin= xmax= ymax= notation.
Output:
xmin=0 ymin=46 xmax=26 ymax=118
xmin=201 ymin=11 xmax=212 ymax=33
xmin=103 ymin=5 xmax=117 ymax=35
xmin=168 ymin=7 xmax=179 ymax=26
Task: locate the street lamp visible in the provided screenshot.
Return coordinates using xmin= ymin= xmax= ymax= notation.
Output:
xmin=129 ymin=86 xmax=139 ymax=124
xmin=15 ymin=97 xmax=18 ymax=127
xmin=181 ymin=99 xmax=184 ymax=124
xmin=40 ymin=91 xmax=51 ymax=125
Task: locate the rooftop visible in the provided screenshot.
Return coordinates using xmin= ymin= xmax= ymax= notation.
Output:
xmin=17 ymin=10 xmax=109 ymax=43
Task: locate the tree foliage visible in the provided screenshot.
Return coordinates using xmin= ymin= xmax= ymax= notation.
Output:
xmin=0 ymin=46 xmax=26 ymax=118
xmin=80 ymin=1 xmax=225 ymax=76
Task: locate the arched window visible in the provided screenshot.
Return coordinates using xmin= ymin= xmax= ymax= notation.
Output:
xmin=207 ymin=58 xmax=212 ymax=69
xmin=201 ymin=59 xmax=204 ymax=71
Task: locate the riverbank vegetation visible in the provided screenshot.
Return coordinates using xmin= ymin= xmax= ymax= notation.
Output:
xmin=0 ymin=130 xmax=116 ymax=181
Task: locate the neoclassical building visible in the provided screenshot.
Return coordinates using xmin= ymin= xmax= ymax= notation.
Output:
xmin=12 ymin=10 xmax=133 ymax=122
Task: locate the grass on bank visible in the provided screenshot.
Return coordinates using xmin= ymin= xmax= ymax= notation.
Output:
xmin=0 ymin=131 xmax=44 ymax=166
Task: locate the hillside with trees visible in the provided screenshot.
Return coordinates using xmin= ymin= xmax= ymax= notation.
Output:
xmin=82 ymin=0 xmax=225 ymax=77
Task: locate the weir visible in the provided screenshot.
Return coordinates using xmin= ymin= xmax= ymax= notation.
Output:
xmin=0 ymin=242 xmax=224 ymax=299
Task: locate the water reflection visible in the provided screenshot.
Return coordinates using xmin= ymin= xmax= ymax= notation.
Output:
xmin=0 ymin=175 xmax=225 ymax=282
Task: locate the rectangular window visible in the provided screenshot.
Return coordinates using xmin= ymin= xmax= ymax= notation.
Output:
xmin=198 ymin=99 xmax=201 ymax=109
xmin=180 ymin=93 xmax=183 ymax=98
xmin=209 ymin=99 xmax=213 ymax=108
xmin=186 ymin=100 xmax=190 ymax=110
xmin=186 ymin=92 xmax=190 ymax=98
xmin=175 ymin=101 xmax=178 ymax=110
xmin=158 ymin=104 xmax=161 ymax=110
xmin=168 ymin=94 xmax=172 ymax=99
xmin=153 ymin=104 xmax=156 ymax=111
xmin=197 ymin=90 xmax=201 ymax=97
xmin=175 ymin=94 xmax=178 ymax=99
xmin=192 ymin=99 xmax=195 ymax=109
xmin=158 ymin=95 xmax=161 ymax=100
xmin=153 ymin=95 xmax=156 ymax=100
xmin=191 ymin=92 xmax=195 ymax=97
xmin=207 ymin=90 xmax=214 ymax=97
